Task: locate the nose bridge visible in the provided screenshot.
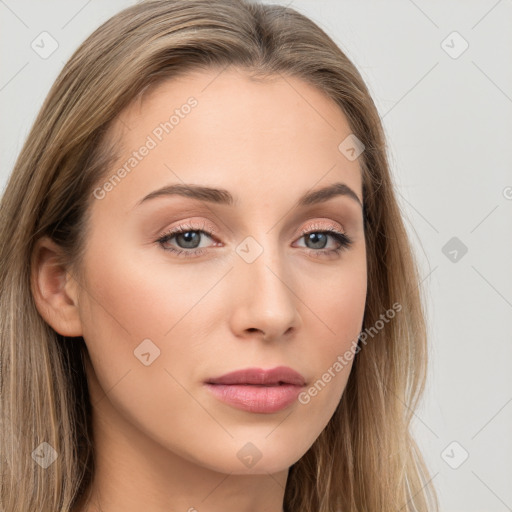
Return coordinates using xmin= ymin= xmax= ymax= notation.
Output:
xmin=230 ymin=230 xmax=300 ymax=339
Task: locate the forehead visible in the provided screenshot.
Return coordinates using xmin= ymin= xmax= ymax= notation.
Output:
xmin=99 ymin=67 xmax=363 ymax=213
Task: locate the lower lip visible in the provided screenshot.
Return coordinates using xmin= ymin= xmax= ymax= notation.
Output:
xmin=204 ymin=383 xmax=303 ymax=413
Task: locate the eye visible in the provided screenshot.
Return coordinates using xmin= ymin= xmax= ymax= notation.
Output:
xmin=156 ymin=222 xmax=353 ymax=259
xmin=295 ymin=225 xmax=353 ymax=258
xmin=156 ymin=221 xmax=217 ymax=258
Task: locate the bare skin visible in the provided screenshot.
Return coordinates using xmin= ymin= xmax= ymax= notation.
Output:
xmin=32 ymin=67 xmax=367 ymax=512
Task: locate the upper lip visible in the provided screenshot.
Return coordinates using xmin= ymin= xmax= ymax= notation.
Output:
xmin=205 ymin=366 xmax=306 ymax=386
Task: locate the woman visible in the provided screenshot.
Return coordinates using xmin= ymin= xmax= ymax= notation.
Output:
xmin=0 ymin=1 xmax=439 ymax=510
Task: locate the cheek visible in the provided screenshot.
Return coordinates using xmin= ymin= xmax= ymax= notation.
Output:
xmin=78 ymin=232 xmax=214 ymax=344
xmin=75 ymin=233 xmax=181 ymax=393
xmin=77 ymin=241 xmax=224 ymax=465
xmin=76 ymin=233 xmax=230 ymax=417
xmin=293 ymin=254 xmax=367 ymax=423
xmin=303 ymin=244 xmax=367 ymax=356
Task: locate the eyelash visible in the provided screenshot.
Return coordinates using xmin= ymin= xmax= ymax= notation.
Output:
xmin=156 ymin=221 xmax=353 ymax=259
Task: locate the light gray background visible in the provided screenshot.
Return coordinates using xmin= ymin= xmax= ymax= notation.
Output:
xmin=1 ymin=1 xmax=511 ymax=511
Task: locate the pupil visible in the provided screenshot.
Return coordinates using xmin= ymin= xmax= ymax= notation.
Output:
xmin=307 ymin=233 xmax=327 ymax=249
xmin=178 ymin=231 xmax=200 ymax=248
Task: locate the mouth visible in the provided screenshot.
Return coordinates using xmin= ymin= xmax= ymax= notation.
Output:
xmin=204 ymin=366 xmax=307 ymax=413
xmin=205 ymin=366 xmax=307 ymax=386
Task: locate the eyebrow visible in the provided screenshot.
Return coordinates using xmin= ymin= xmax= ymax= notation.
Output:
xmin=136 ymin=181 xmax=363 ymax=209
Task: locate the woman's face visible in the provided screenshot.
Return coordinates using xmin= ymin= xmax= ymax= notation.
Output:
xmin=77 ymin=67 xmax=367 ymax=475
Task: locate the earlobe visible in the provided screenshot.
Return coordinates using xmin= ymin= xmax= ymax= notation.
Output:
xmin=31 ymin=236 xmax=83 ymax=337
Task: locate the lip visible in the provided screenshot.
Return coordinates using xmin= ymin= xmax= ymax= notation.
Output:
xmin=204 ymin=366 xmax=306 ymax=414
xmin=206 ymin=366 xmax=307 ymax=386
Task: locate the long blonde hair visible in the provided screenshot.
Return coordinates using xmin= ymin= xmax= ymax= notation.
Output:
xmin=0 ymin=1 xmax=438 ymax=510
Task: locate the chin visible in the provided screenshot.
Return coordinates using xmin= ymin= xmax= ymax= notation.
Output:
xmin=181 ymin=439 xmax=308 ymax=476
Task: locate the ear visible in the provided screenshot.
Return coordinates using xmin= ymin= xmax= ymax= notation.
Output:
xmin=31 ymin=236 xmax=83 ymax=337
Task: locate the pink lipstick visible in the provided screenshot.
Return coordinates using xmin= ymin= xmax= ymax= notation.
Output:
xmin=204 ymin=366 xmax=306 ymax=414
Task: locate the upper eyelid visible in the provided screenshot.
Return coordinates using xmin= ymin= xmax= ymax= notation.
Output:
xmin=157 ymin=222 xmax=347 ymax=247
xmin=157 ymin=218 xmax=346 ymax=238
xmin=157 ymin=220 xmax=217 ymax=240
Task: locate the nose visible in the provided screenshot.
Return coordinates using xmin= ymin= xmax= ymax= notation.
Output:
xmin=228 ymin=241 xmax=302 ymax=342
